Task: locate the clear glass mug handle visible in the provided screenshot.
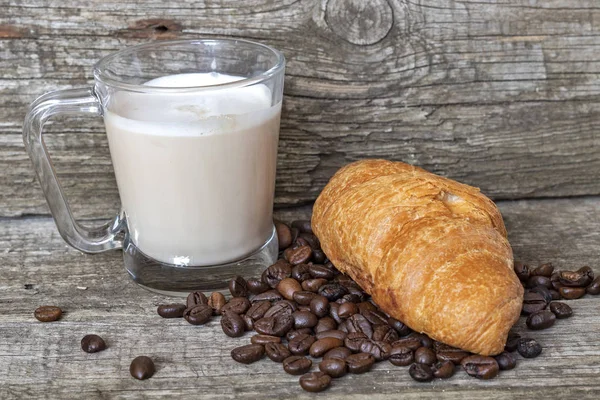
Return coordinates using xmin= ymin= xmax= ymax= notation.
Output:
xmin=23 ymin=88 xmax=124 ymax=253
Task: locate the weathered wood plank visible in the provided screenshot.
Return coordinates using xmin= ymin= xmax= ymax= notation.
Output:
xmin=1 ymin=198 xmax=600 ymax=399
xmin=2 ymin=0 xmax=600 ymax=218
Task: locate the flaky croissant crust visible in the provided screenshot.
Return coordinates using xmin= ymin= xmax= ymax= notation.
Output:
xmin=312 ymin=159 xmax=523 ymax=355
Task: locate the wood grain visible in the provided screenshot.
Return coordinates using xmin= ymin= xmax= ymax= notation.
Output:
xmin=2 ymin=0 xmax=600 ymax=218
xmin=1 ymin=198 xmax=600 ymax=399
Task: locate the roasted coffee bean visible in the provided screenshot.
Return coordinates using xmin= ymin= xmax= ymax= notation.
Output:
xmin=277 ymin=278 xmax=302 ymax=301
xmin=461 ymin=355 xmax=499 ymax=379
xmin=221 ymin=297 xmax=251 ymax=315
xmin=362 ymin=309 xmax=388 ymax=326
xmin=299 ymin=233 xmax=320 ymax=250
xmin=309 ymin=264 xmax=335 ymax=280
xmin=246 ymin=300 xmax=271 ymax=322
xmin=302 ymin=278 xmax=328 ymax=293
xmin=265 ymin=342 xmax=292 ymax=362
xmin=560 ymin=268 xmax=594 ymax=287
xmin=286 ymin=328 xmax=313 ymax=341
xmin=254 ymin=314 xmax=294 ymax=337
xmin=291 ymin=220 xmax=313 ymax=234
xmin=290 ymin=227 xmax=300 ymax=243
xmin=81 ymin=334 xmax=107 ymax=353
xmin=360 ymin=339 xmax=392 ymax=361
xmin=186 ymin=291 xmax=208 ymax=308
xmin=495 ymin=351 xmax=517 ymax=370
xmin=314 ymin=316 xmax=338 ymax=333
xmin=410 ymin=333 xmax=433 ymax=349
xmin=526 ymin=310 xmax=556 ymax=330
xmin=293 ymin=290 xmax=317 ymax=306
xmin=388 ymin=317 xmax=412 ymax=337
xmin=527 ymin=275 xmax=552 ymax=289
xmin=310 ymin=337 xmax=344 ymax=358
xmin=529 ymin=286 xmax=553 ymax=305
xmin=415 ymin=346 xmax=437 ymax=365
xmin=283 ymin=356 xmax=312 ymax=375
xmin=284 ymin=245 xmax=313 ymax=265
xmin=559 ymin=286 xmax=586 ymax=300
xmin=531 ymin=263 xmax=554 ymax=277
xmin=389 ymin=345 xmax=414 ymax=366
xmin=207 ymin=292 xmax=226 ymax=315
xmin=346 ymin=352 xmax=375 ymax=374
xmin=339 ymin=293 xmax=362 ymax=304
xmin=251 ymin=290 xmax=283 ymax=303
xmin=251 ymin=334 xmax=281 ymax=345
xmin=433 ymin=343 xmax=470 ymax=364
xmin=288 ymin=332 xmax=317 ymax=355
xmin=514 ymin=261 xmax=530 ymax=281
xmin=587 ymin=277 xmax=600 ymax=295
xmin=504 ymin=333 xmax=521 ymax=352
xmin=265 ymin=300 xmax=297 ymax=319
xmin=299 ymin=371 xmax=331 ymax=393
xmin=517 ymin=338 xmax=543 ymax=358
xmin=372 ymin=324 xmax=399 ymax=343
xmin=183 ymin=304 xmax=213 ymax=325
xmin=319 ymin=358 xmax=347 ymax=378
xmin=231 ymin=344 xmax=265 ymax=364
xmin=221 ymin=311 xmax=246 ymax=337
xmin=316 ymin=329 xmax=347 ymax=341
xmin=345 ymin=332 xmax=368 ymax=352
xmin=346 ymin=314 xmax=373 ymax=338
xmin=247 ymin=278 xmax=270 ymax=295
xmin=130 ymin=356 xmax=155 ymax=380
xmin=324 ymin=346 xmax=352 ymax=360
xmin=392 ymin=337 xmax=421 ymax=352
xmin=522 ymin=292 xmax=548 ymax=315
xmin=275 ymin=220 xmax=292 ymax=250
xmin=293 ymin=311 xmax=319 ymax=329
xmin=229 ymin=275 xmax=249 ymax=298
xmin=409 ymin=363 xmax=434 ymax=382
xmin=34 ymin=306 xmax=62 ymax=322
xmin=309 ymin=295 xmax=330 ymax=318
xmin=156 ymin=303 xmax=186 ymax=318
xmin=262 ymin=260 xmax=293 ymax=288
xmin=318 ymin=283 xmax=348 ymax=301
xmin=334 ymin=274 xmax=353 ymax=285
xmin=313 ymin=249 xmax=327 ymax=264
xmin=292 ymin=264 xmax=312 ymax=282
xmin=242 ymin=314 xmax=254 ymax=331
xmin=329 ymin=302 xmax=343 ymax=324
xmin=549 ymin=289 xmax=561 ymax=300
xmin=432 ymin=360 xmax=455 ymax=379
xmin=337 ymin=302 xmax=359 ymax=319
xmin=295 ymin=236 xmax=310 ymax=248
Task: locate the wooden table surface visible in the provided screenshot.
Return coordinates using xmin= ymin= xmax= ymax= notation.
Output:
xmin=1 ymin=198 xmax=599 ymax=399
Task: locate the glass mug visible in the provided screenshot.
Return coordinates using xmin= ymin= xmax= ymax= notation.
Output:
xmin=23 ymin=39 xmax=285 ymax=295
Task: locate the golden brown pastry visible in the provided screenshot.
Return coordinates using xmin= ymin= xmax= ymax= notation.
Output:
xmin=312 ymin=159 xmax=523 ymax=355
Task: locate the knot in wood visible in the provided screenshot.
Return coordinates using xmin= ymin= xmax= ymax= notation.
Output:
xmin=325 ymin=0 xmax=393 ymax=45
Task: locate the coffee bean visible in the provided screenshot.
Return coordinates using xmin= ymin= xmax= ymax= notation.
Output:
xmin=307 ymin=295 xmax=329 ymax=318
xmin=313 ymin=249 xmax=327 ymax=264
xmin=529 ymin=286 xmax=553 ymax=304
xmin=329 ymin=302 xmax=343 ymax=324
xmin=318 ymin=283 xmax=348 ymax=301
xmin=262 ymin=260 xmax=293 ymax=288
xmin=410 ymin=333 xmax=434 ymax=349
xmin=265 ymin=300 xmax=297 ymax=318
xmin=345 ymin=332 xmax=368 ymax=352
xmin=221 ymin=297 xmax=251 ymax=315
xmin=130 ymin=356 xmax=155 ymax=380
xmin=295 ymin=236 xmax=310 ymax=248
xmin=504 ymin=333 xmax=521 ymax=352
xmin=339 ymin=293 xmax=363 ymax=304
xmin=284 ymin=245 xmax=313 ymax=265
xmin=288 ymin=333 xmax=316 ymax=355
xmin=292 ymin=264 xmax=312 ymax=282
xmin=314 ymin=316 xmax=338 ymax=333
xmin=186 ymin=291 xmax=208 ymax=308
xmin=521 ymin=292 xmax=548 ymax=315
xmin=324 ymin=346 xmax=352 ymax=360
xmin=559 ymin=286 xmax=586 ymax=300
xmin=229 ymin=275 xmax=249 ymax=298
xmin=251 ymin=290 xmax=283 ymax=303
xmin=265 ymin=342 xmax=291 ymax=362
xmin=517 ymin=338 xmax=543 ymax=358
xmin=514 ymin=261 xmax=530 ymax=281
xmin=337 ymin=302 xmax=359 ymax=319
xmin=246 ymin=300 xmax=271 ymax=322
xmin=346 ymin=352 xmax=375 ymax=374
xmin=302 ymin=278 xmax=328 ymax=293
xmin=392 ymin=337 xmax=421 ymax=352
xmin=527 ymin=275 xmax=552 ymax=289
xmin=231 ymin=344 xmax=265 ymax=364
xmin=526 ymin=310 xmax=556 ymax=330
xmin=254 ymin=314 xmax=294 ymax=337
xmin=309 ymin=264 xmax=335 ymax=280
xmin=495 ymin=351 xmax=517 ymax=370
xmin=549 ymin=289 xmax=561 ymax=300
xmin=310 ymin=337 xmax=344 ymax=358
xmin=362 ymin=309 xmax=388 ymax=326
xmin=291 ymin=220 xmax=313 ymax=234
xmin=275 ymin=221 xmax=292 ymax=250
xmin=247 ymin=278 xmax=270 ymax=295
xmin=432 ymin=360 xmax=455 ymax=379
xmin=290 ymin=227 xmax=300 ymax=243
xmin=277 ymin=278 xmax=302 ymax=301
xmin=184 ymin=304 xmax=213 ymax=325
xmin=461 ymin=355 xmax=499 ymax=379
xmin=292 ymin=290 xmax=316 ymax=306
xmin=319 ymin=358 xmax=347 ymax=378
xmin=371 ymin=325 xmax=398 ymax=344
xmin=207 ymin=292 xmax=226 ymax=315
xmin=531 ymin=263 xmax=554 ymax=277
xmin=360 ymin=339 xmax=391 ymax=361
xmin=293 ymin=311 xmax=319 ymax=329
xmin=242 ymin=315 xmax=254 ymax=331
xmin=81 ymin=334 xmax=107 ymax=353
xmin=298 ymin=233 xmax=320 ymax=250
xmin=299 ymin=371 xmax=331 ymax=393
xmin=286 ymin=328 xmax=313 ymax=342
xmin=433 ymin=343 xmax=470 ymax=364
xmin=221 ymin=311 xmax=246 ymax=337
xmin=387 ymin=317 xmax=412 ymax=337
xmin=560 ymin=268 xmax=593 ymax=287
xmin=358 ymin=301 xmax=378 ymax=316
xmin=414 ymin=346 xmax=437 ymax=365
xmin=34 ymin=306 xmax=62 ymax=322
xmin=389 ymin=345 xmax=414 ymax=366
xmin=409 ymin=363 xmax=434 ymax=382
xmin=251 ymin=334 xmax=281 ymax=345
xmin=346 ymin=314 xmax=373 ymax=339
xmin=283 ymin=355 xmax=312 ymax=375
xmin=587 ymin=277 xmax=600 ymax=295
xmin=157 ymin=303 xmax=186 ymax=318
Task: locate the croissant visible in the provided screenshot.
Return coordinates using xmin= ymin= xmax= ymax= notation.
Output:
xmin=312 ymin=159 xmax=523 ymax=355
